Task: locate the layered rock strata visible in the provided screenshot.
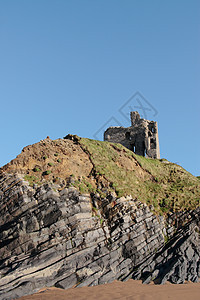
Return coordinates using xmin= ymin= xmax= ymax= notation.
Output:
xmin=0 ymin=173 xmax=200 ymax=300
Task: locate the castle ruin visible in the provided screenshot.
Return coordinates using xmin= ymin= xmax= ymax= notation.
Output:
xmin=104 ymin=111 xmax=160 ymax=159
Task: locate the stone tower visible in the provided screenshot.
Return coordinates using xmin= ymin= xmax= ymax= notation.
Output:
xmin=104 ymin=111 xmax=160 ymax=159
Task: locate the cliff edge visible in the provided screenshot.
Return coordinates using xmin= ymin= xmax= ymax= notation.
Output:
xmin=0 ymin=135 xmax=200 ymax=299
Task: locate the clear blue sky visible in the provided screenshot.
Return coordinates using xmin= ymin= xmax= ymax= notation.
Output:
xmin=0 ymin=0 xmax=200 ymax=176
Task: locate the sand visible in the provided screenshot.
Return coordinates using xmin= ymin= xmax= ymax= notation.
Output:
xmin=18 ymin=280 xmax=200 ymax=300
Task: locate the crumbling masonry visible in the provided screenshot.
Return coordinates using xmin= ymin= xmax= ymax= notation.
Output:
xmin=104 ymin=111 xmax=160 ymax=159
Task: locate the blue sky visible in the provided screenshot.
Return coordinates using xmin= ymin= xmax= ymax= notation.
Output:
xmin=0 ymin=0 xmax=200 ymax=176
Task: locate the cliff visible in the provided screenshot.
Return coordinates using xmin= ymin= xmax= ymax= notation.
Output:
xmin=0 ymin=135 xmax=200 ymax=299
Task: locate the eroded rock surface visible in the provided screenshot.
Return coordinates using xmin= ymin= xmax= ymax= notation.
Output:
xmin=0 ymin=172 xmax=200 ymax=299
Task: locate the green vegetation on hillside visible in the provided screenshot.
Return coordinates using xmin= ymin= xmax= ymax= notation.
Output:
xmin=79 ymin=138 xmax=200 ymax=214
xmin=7 ymin=134 xmax=199 ymax=215
xmin=24 ymin=175 xmax=41 ymax=186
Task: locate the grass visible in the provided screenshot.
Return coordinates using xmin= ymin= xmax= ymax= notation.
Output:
xmin=70 ymin=177 xmax=95 ymax=194
xmin=24 ymin=175 xmax=41 ymax=186
xmin=80 ymin=138 xmax=153 ymax=198
xmin=135 ymin=155 xmax=200 ymax=212
xmin=79 ymin=137 xmax=200 ymax=215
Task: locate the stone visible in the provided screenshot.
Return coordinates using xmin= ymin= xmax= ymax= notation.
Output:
xmin=104 ymin=111 xmax=160 ymax=159
xmin=0 ymin=173 xmax=200 ymax=300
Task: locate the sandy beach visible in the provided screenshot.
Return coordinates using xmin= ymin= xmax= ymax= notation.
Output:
xmin=19 ymin=280 xmax=200 ymax=300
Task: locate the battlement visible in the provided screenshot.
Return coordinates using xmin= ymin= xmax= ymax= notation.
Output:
xmin=104 ymin=111 xmax=160 ymax=159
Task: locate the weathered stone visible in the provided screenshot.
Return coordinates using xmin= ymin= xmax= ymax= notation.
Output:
xmin=0 ymin=173 xmax=200 ymax=300
xmin=104 ymin=111 xmax=160 ymax=159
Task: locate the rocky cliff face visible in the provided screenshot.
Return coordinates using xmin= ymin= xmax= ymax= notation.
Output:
xmin=0 ymin=172 xmax=200 ymax=300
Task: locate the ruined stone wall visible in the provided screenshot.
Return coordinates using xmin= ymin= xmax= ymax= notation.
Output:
xmin=104 ymin=112 xmax=160 ymax=159
xmin=0 ymin=173 xmax=200 ymax=299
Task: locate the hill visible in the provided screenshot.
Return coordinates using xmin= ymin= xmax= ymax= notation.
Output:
xmin=1 ymin=134 xmax=199 ymax=215
xmin=0 ymin=135 xmax=200 ymax=299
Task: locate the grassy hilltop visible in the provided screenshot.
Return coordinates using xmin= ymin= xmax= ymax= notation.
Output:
xmin=1 ymin=135 xmax=200 ymax=215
